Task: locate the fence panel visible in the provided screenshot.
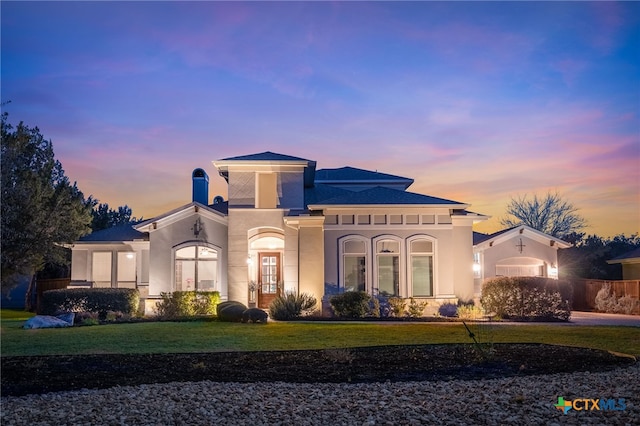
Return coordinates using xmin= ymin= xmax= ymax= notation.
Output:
xmin=572 ymin=279 xmax=640 ymax=315
xmin=36 ymin=278 xmax=70 ymax=313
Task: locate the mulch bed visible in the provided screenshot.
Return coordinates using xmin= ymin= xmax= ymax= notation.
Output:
xmin=1 ymin=343 xmax=635 ymax=397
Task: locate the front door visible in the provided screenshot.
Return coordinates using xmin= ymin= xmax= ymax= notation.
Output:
xmin=258 ymin=252 xmax=281 ymax=309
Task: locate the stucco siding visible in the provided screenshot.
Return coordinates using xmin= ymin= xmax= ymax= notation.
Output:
xmin=147 ymin=212 xmax=228 ymax=297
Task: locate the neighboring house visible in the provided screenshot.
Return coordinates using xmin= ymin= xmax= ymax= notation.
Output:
xmin=472 ymin=225 xmax=572 ymax=295
xmin=607 ymin=248 xmax=640 ymax=280
xmin=69 ymin=152 xmax=568 ymax=315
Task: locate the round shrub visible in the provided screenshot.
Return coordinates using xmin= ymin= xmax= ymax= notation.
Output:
xmin=438 ymin=302 xmax=458 ymax=317
xmin=329 ymin=291 xmax=372 ymax=318
xmin=217 ymin=301 xmax=247 ymax=322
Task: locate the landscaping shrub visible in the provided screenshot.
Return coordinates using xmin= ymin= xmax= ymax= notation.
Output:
xmin=330 ymin=291 xmax=375 ymax=318
xmin=241 ymin=307 xmax=268 ymax=323
xmin=481 ymin=277 xmax=572 ymax=321
xmin=595 ymin=284 xmax=639 ymax=314
xmin=155 ymin=291 xmax=220 ymax=319
xmin=407 ymin=298 xmax=428 ymax=318
xmin=388 ymin=297 xmax=406 ymax=317
xmin=217 ymin=301 xmax=247 ymax=322
xmin=268 ymin=292 xmax=317 ymax=320
xmin=41 ymin=288 xmax=139 ymax=316
xmin=457 ymin=304 xmax=484 ymax=320
xmin=438 ymin=302 xmax=458 ymax=317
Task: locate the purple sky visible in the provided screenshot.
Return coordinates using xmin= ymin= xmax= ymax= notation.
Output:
xmin=2 ymin=1 xmax=639 ymax=237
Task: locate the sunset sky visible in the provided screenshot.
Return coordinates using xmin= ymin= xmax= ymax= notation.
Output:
xmin=2 ymin=1 xmax=638 ymax=237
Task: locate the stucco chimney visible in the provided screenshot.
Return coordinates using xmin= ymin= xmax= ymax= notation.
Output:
xmin=192 ymin=168 xmax=209 ymax=205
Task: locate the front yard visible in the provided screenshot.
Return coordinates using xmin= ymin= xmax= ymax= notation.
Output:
xmin=2 ymin=309 xmax=639 ymax=357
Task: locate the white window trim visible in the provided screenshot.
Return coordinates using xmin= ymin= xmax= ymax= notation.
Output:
xmin=406 ymin=235 xmax=437 ymax=298
xmin=172 ymin=241 xmax=222 ymax=292
xmin=338 ymin=235 xmax=371 ymax=293
xmin=373 ymin=235 xmax=405 ymax=297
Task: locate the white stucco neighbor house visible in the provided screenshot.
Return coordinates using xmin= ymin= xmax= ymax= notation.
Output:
xmin=69 ymin=152 xmax=569 ymax=315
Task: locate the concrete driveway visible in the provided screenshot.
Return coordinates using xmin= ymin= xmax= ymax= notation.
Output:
xmin=568 ymin=311 xmax=640 ymax=327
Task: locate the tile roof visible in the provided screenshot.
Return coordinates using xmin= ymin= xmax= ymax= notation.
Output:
xmin=308 ymin=186 xmax=465 ymax=206
xmin=304 ymin=183 xmax=355 ymax=205
xmin=220 ymin=151 xmax=311 ymax=162
xmin=609 ymin=247 xmax=640 ymax=261
xmin=315 ymin=166 xmax=413 ymax=185
xmin=78 ymin=224 xmax=148 ymax=242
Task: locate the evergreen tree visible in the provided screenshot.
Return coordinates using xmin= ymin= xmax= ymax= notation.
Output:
xmin=1 ymin=112 xmax=93 ymax=295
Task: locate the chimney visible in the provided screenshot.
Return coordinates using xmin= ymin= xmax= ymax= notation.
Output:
xmin=192 ymin=168 xmax=209 ymax=205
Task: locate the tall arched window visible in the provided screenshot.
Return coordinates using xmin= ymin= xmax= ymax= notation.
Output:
xmin=174 ymin=244 xmax=219 ymax=291
xmin=339 ymin=236 xmax=369 ymax=292
xmin=374 ymin=236 xmax=403 ymax=297
xmin=408 ymin=237 xmax=435 ymax=297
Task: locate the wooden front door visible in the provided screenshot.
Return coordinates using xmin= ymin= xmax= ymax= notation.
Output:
xmin=258 ymin=252 xmax=281 ymax=309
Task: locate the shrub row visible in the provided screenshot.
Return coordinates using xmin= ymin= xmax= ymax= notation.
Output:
xmin=481 ymin=276 xmax=572 ymax=321
xmin=155 ymin=291 xmax=220 ymax=319
xmin=41 ymin=288 xmax=139 ymax=316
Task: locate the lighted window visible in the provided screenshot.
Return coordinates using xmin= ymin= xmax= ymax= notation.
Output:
xmin=92 ymin=252 xmax=112 ymax=287
xmin=175 ymin=245 xmax=218 ymax=291
xmin=376 ymin=239 xmax=400 ymax=296
xmin=409 ymin=239 xmax=434 ymax=297
xmin=341 ymin=237 xmax=367 ymax=292
xmin=117 ymin=252 xmax=136 ymax=288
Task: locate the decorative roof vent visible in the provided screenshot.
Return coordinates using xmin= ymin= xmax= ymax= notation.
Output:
xmin=213 ymin=195 xmax=224 ymax=205
xmin=192 ymin=168 xmax=209 ymax=205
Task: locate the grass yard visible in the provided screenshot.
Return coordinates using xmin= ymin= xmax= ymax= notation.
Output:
xmin=2 ymin=309 xmax=639 ymax=357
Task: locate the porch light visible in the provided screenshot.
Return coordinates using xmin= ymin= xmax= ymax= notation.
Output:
xmin=472 ymin=262 xmax=481 ymax=273
xmin=126 ymin=253 xmax=134 ymax=259
xmin=246 ymin=254 xmax=253 ymax=265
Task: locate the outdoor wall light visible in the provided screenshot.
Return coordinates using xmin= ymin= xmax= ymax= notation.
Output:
xmin=246 ymin=254 xmax=253 ymax=265
xmin=472 ymin=262 xmax=481 ymax=272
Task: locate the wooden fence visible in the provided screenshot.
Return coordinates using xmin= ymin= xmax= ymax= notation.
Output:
xmin=35 ymin=278 xmax=70 ymax=313
xmin=571 ymin=279 xmax=640 ymax=315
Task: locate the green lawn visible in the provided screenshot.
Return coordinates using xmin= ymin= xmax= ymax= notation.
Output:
xmin=2 ymin=309 xmax=639 ymax=357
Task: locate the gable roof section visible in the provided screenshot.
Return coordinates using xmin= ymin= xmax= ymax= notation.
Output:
xmin=134 ymin=201 xmax=227 ymax=233
xmin=607 ymin=247 xmax=640 ymax=264
xmin=473 ymin=225 xmax=572 ymax=249
xmin=315 ymin=166 xmax=414 ymax=189
xmin=220 ymin=151 xmax=311 ymax=162
xmin=308 ymin=186 xmax=467 ymax=208
xmin=78 ymin=224 xmax=148 ymax=243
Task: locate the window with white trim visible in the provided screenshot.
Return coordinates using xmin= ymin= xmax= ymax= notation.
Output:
xmin=92 ymin=252 xmax=112 ymax=287
xmin=376 ymin=239 xmax=400 ymax=296
xmin=342 ymin=238 xmax=367 ymax=292
xmin=409 ymin=239 xmax=434 ymax=297
xmin=117 ymin=252 xmax=136 ymax=287
xmin=175 ymin=245 xmax=218 ymax=291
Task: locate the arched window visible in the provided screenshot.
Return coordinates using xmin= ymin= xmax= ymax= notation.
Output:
xmin=374 ymin=236 xmax=403 ymax=297
xmin=408 ymin=237 xmax=435 ymax=297
xmin=339 ymin=236 xmax=369 ymax=292
xmin=174 ymin=244 xmax=219 ymax=291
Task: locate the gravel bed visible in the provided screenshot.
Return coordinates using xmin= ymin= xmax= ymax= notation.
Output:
xmin=2 ymin=364 xmax=638 ymax=425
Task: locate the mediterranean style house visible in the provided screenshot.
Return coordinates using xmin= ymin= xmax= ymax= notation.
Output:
xmin=69 ymin=152 xmax=569 ymax=315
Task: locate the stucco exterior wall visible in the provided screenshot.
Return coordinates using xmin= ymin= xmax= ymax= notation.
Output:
xmin=622 ymin=263 xmax=640 ymax=280
xmin=321 ymin=207 xmax=471 ymax=300
xmin=478 ymin=234 xmax=559 ymax=281
xmin=227 ymin=209 xmax=287 ymax=305
xmin=147 ymin=212 xmax=228 ymax=298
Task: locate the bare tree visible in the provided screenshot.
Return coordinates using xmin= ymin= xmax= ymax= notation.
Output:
xmin=500 ymin=192 xmax=586 ymax=239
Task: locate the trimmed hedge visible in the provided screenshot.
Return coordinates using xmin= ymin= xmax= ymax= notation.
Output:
xmin=155 ymin=291 xmax=221 ymax=319
xmin=41 ymin=288 xmax=139 ymax=316
xmin=481 ymin=276 xmax=572 ymax=321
